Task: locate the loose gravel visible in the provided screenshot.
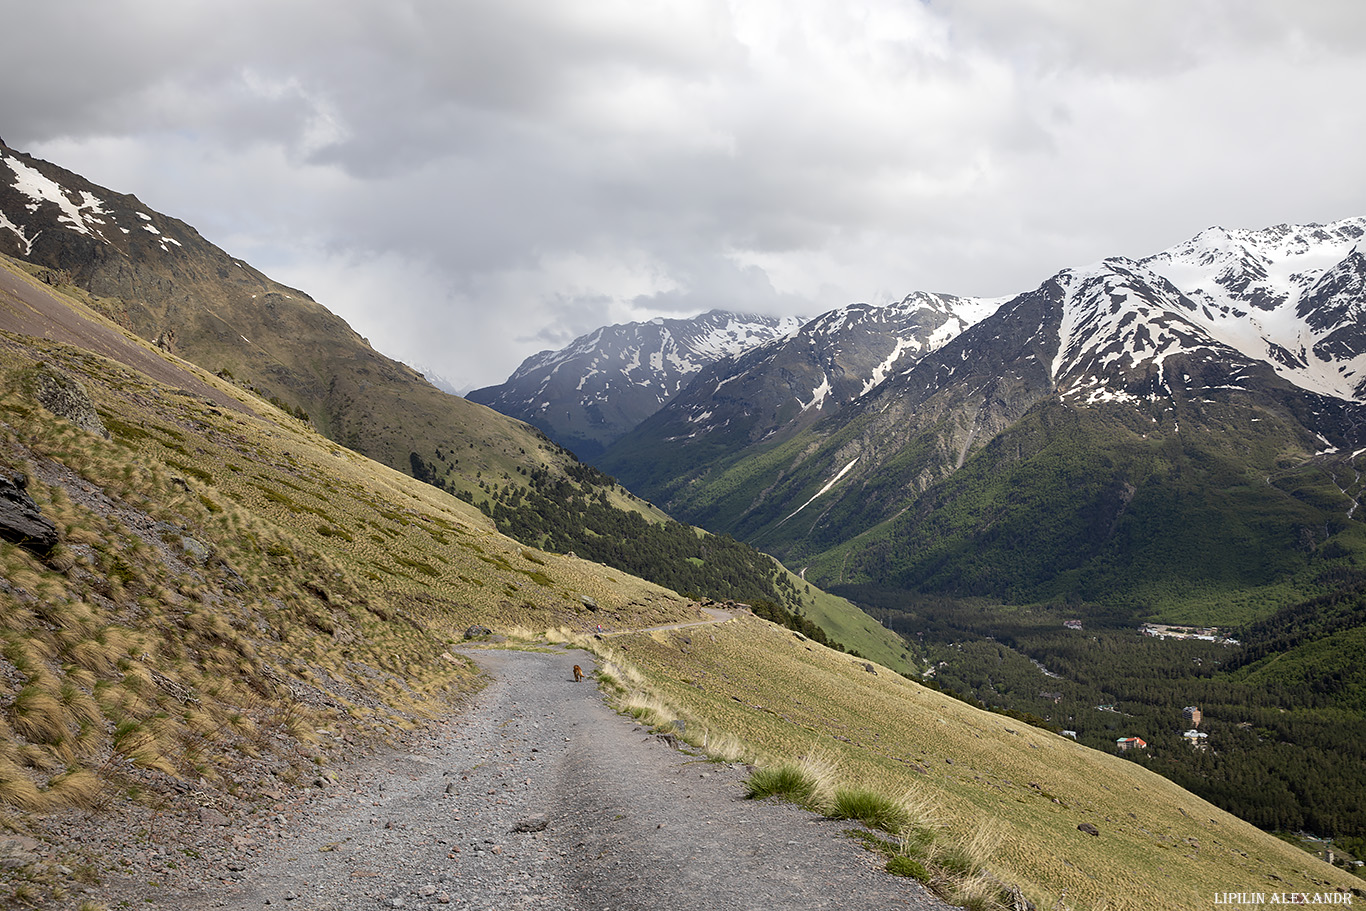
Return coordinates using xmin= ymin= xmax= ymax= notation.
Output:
xmin=124 ymin=647 xmax=950 ymax=910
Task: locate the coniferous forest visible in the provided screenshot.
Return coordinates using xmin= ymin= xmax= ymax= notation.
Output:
xmin=845 ymin=583 xmax=1366 ymax=864
xmin=413 ymin=453 xmax=821 ymax=621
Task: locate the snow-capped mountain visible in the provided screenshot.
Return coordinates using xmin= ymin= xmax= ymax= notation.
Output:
xmin=598 ymin=218 xmax=1366 ymax=606
xmin=1140 ymin=220 xmax=1366 ymax=400
xmin=1010 ymin=218 xmax=1366 ymax=410
xmin=596 ymin=291 xmax=1003 ymax=478
xmin=465 ymin=310 xmax=804 ymax=459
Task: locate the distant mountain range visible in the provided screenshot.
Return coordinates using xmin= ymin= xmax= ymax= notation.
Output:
xmin=490 ymin=217 xmax=1366 ymax=614
xmin=466 ymin=310 xmax=804 ymax=459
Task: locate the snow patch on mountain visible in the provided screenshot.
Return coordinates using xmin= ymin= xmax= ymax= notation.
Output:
xmin=2 ymin=155 xmax=108 ymax=239
xmin=799 ymin=374 xmax=834 ymax=412
xmin=1047 ymin=219 xmax=1366 ymax=404
xmin=783 ymin=457 xmax=860 ymax=523
xmin=1 ymin=150 xmax=186 ymax=255
xmin=862 ymin=336 xmax=920 ymax=396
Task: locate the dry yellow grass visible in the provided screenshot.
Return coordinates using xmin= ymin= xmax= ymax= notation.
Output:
xmin=0 ymin=282 xmax=700 ymax=883
xmin=592 ymin=612 xmax=1361 ymax=910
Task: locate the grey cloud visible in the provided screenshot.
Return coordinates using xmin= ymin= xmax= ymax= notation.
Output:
xmin=5 ymin=1 xmax=1365 ymax=390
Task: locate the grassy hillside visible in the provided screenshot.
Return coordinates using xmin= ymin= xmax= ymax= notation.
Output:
xmin=0 ymin=269 xmax=703 ymax=904
xmin=771 ymin=564 xmax=918 ymax=674
xmin=805 ymin=399 xmax=1366 ymax=623
xmin=581 ymin=613 xmax=1362 ymax=910
xmin=9 ymin=255 xmax=876 ymax=631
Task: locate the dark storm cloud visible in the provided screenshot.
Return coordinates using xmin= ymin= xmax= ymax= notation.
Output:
xmin=4 ymin=1 xmax=1365 ymax=391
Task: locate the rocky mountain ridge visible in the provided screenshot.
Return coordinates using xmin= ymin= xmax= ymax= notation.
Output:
xmin=466 ymin=309 xmax=804 ymax=459
xmin=594 ymin=290 xmax=1002 ymax=484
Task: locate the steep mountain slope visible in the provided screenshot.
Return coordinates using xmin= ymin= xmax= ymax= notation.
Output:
xmin=467 ymin=310 xmax=803 ymax=459
xmin=0 ymin=258 xmax=707 ymax=903
xmin=596 ymin=291 xmax=1002 ymax=493
xmin=606 ymin=220 xmax=1366 ymax=617
xmin=0 ymin=139 xmax=585 ymax=502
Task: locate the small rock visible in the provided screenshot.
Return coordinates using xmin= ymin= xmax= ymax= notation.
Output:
xmin=437 ymin=893 xmax=451 ymax=904
xmin=1078 ymin=823 xmax=1100 ymax=836
xmin=198 ymin=807 xmax=230 ymax=827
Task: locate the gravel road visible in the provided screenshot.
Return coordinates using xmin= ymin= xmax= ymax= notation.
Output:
xmin=156 ymin=647 xmax=949 ymax=910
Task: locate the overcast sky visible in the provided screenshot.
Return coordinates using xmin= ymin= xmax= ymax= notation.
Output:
xmin=5 ymin=1 xmax=1365 ymax=392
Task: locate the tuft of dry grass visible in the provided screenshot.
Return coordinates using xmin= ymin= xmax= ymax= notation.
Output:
xmin=8 ymin=687 xmax=67 ymax=747
xmin=829 ymin=785 xmax=913 ymax=834
xmin=110 ymin=720 xmax=177 ymax=774
xmin=745 ymin=763 xmax=822 ymax=807
xmin=42 ymin=769 xmax=103 ymax=810
xmin=0 ymin=757 xmax=42 ymax=810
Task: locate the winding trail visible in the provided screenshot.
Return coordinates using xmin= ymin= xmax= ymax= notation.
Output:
xmin=166 ymin=644 xmax=949 ymax=910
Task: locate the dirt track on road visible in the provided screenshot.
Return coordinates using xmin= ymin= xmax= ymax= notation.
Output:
xmin=147 ymin=646 xmax=948 ymax=910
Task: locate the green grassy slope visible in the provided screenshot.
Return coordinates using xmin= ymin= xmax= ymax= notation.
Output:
xmin=801 ymin=399 xmax=1366 ymax=624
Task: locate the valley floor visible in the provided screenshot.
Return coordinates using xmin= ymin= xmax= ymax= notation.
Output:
xmin=93 ymin=648 xmax=948 ymax=911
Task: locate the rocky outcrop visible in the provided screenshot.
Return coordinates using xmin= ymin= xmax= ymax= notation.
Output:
xmin=0 ymin=472 xmax=58 ymax=555
xmin=27 ymin=363 xmax=109 ymax=439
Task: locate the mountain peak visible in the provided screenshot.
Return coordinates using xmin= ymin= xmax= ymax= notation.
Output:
xmin=466 ymin=310 xmax=804 ymax=459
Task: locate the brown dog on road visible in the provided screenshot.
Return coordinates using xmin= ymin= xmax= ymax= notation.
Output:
xmin=573 ymin=665 xmax=584 ymax=682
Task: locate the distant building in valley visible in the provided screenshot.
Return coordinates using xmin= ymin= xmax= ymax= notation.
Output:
xmin=1116 ymin=736 xmax=1147 ymax=751
xmin=1183 ymin=706 xmax=1202 ymax=727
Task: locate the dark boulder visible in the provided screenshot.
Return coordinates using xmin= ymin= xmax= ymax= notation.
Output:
xmin=0 ymin=472 xmax=58 ymax=555
xmin=1078 ymin=823 xmax=1100 ymax=837
xmin=463 ymin=625 xmax=492 ymax=640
